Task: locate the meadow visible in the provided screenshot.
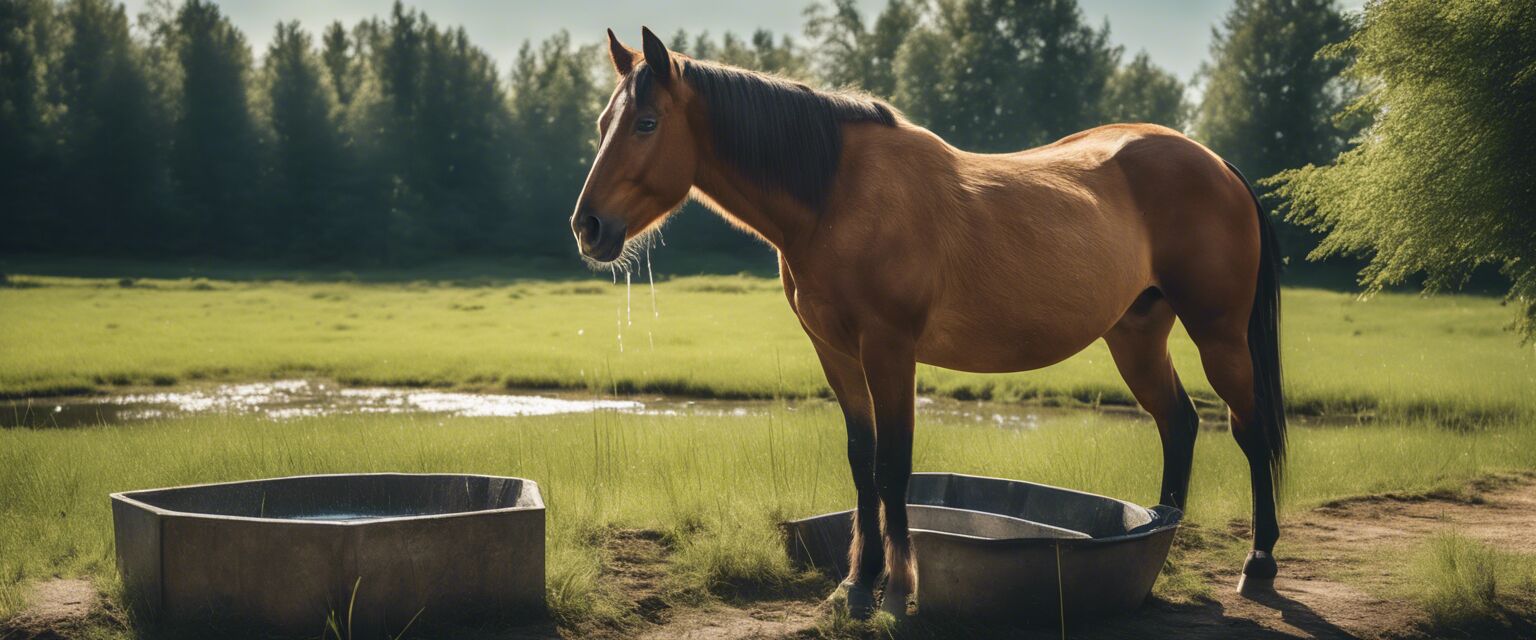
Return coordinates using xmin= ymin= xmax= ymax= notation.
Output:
xmin=2 ymin=272 xmax=1534 ymax=423
xmin=3 ymin=269 xmax=1536 ymax=637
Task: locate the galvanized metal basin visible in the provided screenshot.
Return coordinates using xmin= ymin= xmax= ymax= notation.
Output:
xmin=111 ymin=473 xmax=545 ymax=636
xmin=782 ymin=472 xmax=1181 ymax=623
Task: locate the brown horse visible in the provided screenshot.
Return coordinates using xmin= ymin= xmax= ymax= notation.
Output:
xmin=573 ymin=28 xmax=1286 ymax=618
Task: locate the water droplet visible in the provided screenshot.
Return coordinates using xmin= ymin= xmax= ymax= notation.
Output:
xmin=646 ymin=244 xmax=659 ymax=319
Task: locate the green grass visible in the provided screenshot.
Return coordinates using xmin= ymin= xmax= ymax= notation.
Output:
xmin=4 ymin=268 xmax=1535 ymax=635
xmin=2 ymin=273 xmax=1533 ymax=422
xmin=3 ymin=406 xmax=1535 ymax=633
xmin=1406 ymin=533 xmax=1536 ymax=629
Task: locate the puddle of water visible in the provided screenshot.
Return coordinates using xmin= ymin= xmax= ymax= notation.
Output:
xmin=1 ymin=380 xmax=646 ymax=428
xmin=334 ymin=388 xmax=641 ymax=418
xmin=0 ymin=379 xmax=1145 ymax=430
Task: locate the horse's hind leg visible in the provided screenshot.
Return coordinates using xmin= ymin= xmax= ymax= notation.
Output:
xmin=1105 ymin=288 xmax=1201 ymax=509
xmin=1182 ymin=315 xmax=1281 ymax=593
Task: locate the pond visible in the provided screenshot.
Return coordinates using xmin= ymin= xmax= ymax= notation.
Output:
xmin=0 ymin=379 xmax=1151 ymax=430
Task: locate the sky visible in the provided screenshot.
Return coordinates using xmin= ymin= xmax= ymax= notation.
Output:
xmin=118 ymin=0 xmax=1367 ymax=85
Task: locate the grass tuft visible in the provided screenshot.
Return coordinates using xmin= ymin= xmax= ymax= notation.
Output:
xmin=1409 ymin=533 xmax=1536 ymax=628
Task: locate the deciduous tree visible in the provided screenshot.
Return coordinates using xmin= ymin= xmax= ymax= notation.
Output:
xmin=1269 ymin=0 xmax=1536 ymax=338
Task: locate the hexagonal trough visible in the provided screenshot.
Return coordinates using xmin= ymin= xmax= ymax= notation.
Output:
xmin=111 ymin=473 xmax=544 ymax=636
xmin=782 ymin=472 xmax=1181 ymax=623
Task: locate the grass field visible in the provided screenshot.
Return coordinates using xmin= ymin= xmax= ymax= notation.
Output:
xmin=4 ymin=268 xmax=1535 ymax=636
xmin=3 ymin=272 xmax=1534 ymax=423
xmin=4 ymin=406 xmax=1535 ymax=635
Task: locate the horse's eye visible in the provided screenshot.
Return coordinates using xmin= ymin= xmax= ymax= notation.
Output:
xmin=635 ymin=118 xmax=657 ymax=134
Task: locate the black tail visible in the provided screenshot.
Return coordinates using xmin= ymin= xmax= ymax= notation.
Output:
xmin=1224 ymin=161 xmax=1287 ymax=497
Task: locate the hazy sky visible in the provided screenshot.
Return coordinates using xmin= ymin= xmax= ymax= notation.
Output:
xmin=119 ymin=0 xmax=1366 ymax=84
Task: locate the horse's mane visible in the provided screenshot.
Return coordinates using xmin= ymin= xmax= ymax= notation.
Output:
xmin=633 ymin=59 xmax=898 ymax=211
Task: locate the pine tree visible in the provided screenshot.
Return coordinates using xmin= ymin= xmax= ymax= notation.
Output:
xmin=262 ymin=20 xmax=347 ymax=258
xmin=168 ymin=0 xmax=264 ymax=255
xmin=320 ymin=21 xmax=357 ymax=108
xmin=0 ymin=0 xmax=60 ymax=250
xmin=417 ymin=26 xmax=514 ymax=253
xmin=507 ymin=31 xmax=601 ymax=254
xmin=55 ymin=0 xmax=169 ymax=252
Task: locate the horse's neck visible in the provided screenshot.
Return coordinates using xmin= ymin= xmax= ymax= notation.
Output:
xmin=690 ymin=122 xmax=955 ymax=256
xmin=690 ymin=156 xmax=817 ymax=253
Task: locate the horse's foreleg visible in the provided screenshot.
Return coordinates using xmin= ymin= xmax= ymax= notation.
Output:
xmin=860 ymin=336 xmax=917 ymax=618
xmin=809 ymin=339 xmax=881 ymax=617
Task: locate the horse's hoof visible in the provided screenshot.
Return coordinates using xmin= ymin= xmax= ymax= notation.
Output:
xmin=1237 ymin=549 xmax=1278 ymax=595
xmin=825 ymin=580 xmax=876 ymax=620
xmin=879 ymin=586 xmax=913 ymax=621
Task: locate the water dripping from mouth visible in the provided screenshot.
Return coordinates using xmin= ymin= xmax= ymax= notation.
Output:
xmin=646 ymin=244 xmax=659 ymax=319
xmin=646 ymin=244 xmax=658 ymax=351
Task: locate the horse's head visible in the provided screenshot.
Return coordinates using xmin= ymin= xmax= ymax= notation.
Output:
xmin=570 ymin=28 xmax=697 ymax=264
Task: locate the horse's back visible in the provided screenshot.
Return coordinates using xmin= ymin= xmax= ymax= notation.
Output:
xmin=805 ymin=121 xmax=1259 ymax=373
xmin=911 ymin=124 xmax=1258 ymax=371
xmin=1011 ymin=123 xmax=1263 ymax=311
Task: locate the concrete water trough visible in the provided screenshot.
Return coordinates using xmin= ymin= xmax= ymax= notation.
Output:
xmin=782 ymin=472 xmax=1181 ymax=623
xmin=110 ymin=473 xmax=544 ymax=636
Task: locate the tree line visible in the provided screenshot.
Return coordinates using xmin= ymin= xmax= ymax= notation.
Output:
xmin=2 ymin=0 xmax=1356 ymax=265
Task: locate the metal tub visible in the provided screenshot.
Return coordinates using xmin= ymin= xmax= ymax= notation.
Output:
xmin=111 ymin=473 xmax=545 ymax=636
xmin=782 ymin=472 xmax=1181 ymax=623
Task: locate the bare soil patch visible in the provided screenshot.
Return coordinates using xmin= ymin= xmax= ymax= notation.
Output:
xmin=592 ymin=529 xmax=821 ymax=640
xmin=0 ymin=578 xmax=116 ymax=640
xmin=606 ymin=529 xmax=673 ymax=626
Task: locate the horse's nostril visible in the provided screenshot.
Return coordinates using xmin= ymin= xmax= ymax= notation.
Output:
xmin=579 ymin=215 xmax=601 ymax=241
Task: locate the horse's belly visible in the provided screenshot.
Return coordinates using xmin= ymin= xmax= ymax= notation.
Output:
xmin=913 ymin=202 xmax=1152 ymax=372
xmin=915 ymin=310 xmax=1111 ymax=373
xmin=914 ymin=263 xmax=1144 ymax=373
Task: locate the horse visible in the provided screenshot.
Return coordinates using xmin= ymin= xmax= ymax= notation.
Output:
xmin=571 ymin=27 xmax=1286 ymax=618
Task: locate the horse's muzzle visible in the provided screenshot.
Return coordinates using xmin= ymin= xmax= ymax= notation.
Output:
xmin=572 ymin=211 xmax=627 ymax=263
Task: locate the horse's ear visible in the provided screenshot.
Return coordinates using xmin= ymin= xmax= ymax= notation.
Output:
xmin=607 ymin=28 xmax=636 ymax=77
xmin=640 ymin=26 xmax=672 ymax=85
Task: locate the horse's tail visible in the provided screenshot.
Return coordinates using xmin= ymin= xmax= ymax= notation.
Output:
xmin=1224 ymin=160 xmax=1287 ymax=497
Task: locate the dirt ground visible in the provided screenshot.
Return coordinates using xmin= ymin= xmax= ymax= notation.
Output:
xmin=1 ymin=579 xmax=113 ymax=640
xmin=1059 ymin=473 xmax=1536 ymax=640
xmin=6 ymin=475 xmax=1534 ymax=640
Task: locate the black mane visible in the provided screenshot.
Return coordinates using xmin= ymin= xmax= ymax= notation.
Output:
xmin=634 ymin=60 xmax=897 ymax=210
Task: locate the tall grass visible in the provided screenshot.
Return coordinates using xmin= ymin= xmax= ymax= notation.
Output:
xmin=2 ymin=274 xmax=1533 ymax=423
xmin=3 ymin=405 xmax=1534 ymax=625
xmin=1407 ymin=533 xmax=1536 ymax=628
